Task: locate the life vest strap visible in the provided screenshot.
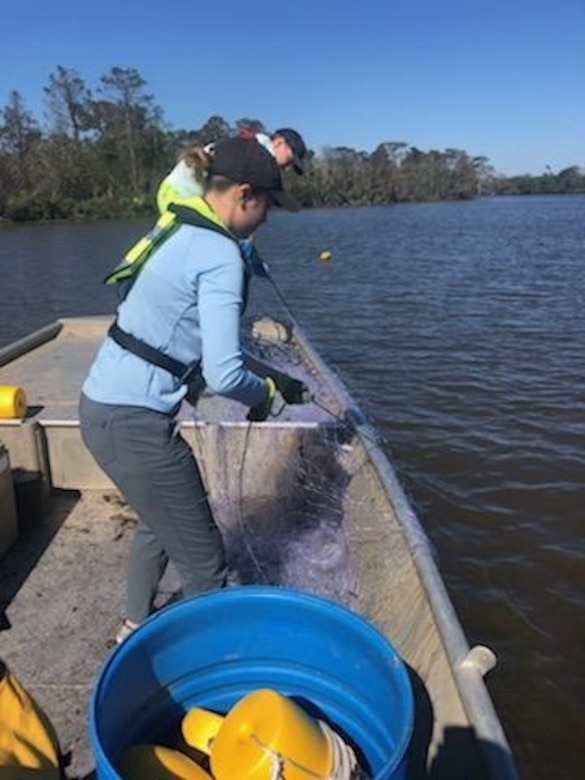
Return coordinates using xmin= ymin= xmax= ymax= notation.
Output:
xmin=108 ymin=322 xmax=201 ymax=384
xmin=104 ymin=204 xmax=239 ymax=384
xmin=169 ymin=203 xmax=236 ymax=240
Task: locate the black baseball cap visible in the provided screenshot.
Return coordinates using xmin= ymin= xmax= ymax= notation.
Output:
xmin=210 ymin=137 xmax=300 ymax=212
xmin=274 ymin=128 xmax=307 ymax=174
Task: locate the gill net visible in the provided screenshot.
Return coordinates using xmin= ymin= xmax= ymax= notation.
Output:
xmin=184 ymin=269 xmax=372 ymax=606
xmin=177 ymin=271 xmax=384 ymax=779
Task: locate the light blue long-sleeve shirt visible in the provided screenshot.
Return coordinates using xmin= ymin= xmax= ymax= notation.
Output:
xmin=83 ymin=223 xmax=266 ymax=414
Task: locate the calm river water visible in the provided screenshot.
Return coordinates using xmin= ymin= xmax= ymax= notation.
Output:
xmin=1 ymin=195 xmax=583 ymax=779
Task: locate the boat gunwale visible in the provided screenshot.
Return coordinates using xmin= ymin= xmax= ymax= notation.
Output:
xmin=0 ymin=320 xmax=63 ymax=368
xmin=291 ymin=320 xmax=519 ymax=780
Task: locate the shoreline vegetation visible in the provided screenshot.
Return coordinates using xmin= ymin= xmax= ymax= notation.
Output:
xmin=1 ymin=66 xmax=583 ymax=224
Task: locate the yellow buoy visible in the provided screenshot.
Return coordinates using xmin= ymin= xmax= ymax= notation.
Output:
xmin=0 ymin=386 xmax=27 ymax=419
xmin=117 ymin=744 xmax=212 ymax=779
xmin=183 ymin=689 xmax=333 ymax=780
xmin=319 ymin=249 xmax=332 ymax=262
xmin=182 ymin=707 xmax=224 ymax=755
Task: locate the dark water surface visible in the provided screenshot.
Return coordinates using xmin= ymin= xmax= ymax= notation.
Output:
xmin=1 ymin=195 xmax=583 ymax=779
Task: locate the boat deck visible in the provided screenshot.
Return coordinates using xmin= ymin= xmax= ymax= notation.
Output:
xmin=1 ymin=490 xmax=135 ymax=778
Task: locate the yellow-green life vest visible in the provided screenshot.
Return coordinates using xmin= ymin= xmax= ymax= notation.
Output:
xmin=104 ymin=197 xmax=232 ymax=286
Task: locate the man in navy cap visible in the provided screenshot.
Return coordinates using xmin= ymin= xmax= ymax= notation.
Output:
xmin=239 ymin=127 xmax=307 ymax=174
xmin=158 ymin=125 xmax=307 ymax=214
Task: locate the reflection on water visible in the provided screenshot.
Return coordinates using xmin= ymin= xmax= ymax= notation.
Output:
xmin=1 ymin=195 xmax=584 ymax=779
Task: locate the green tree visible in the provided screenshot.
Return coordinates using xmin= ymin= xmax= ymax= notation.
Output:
xmin=195 ymin=115 xmax=231 ymax=144
xmin=0 ymin=90 xmax=41 ymax=188
xmin=97 ymin=66 xmax=162 ymax=195
xmin=1 ymin=63 xmax=581 ymax=220
xmin=44 ymin=66 xmax=93 ymax=142
xmin=234 ymin=118 xmax=267 ymax=135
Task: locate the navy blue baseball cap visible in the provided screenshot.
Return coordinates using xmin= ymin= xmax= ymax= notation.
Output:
xmin=211 ymin=137 xmax=300 ymax=211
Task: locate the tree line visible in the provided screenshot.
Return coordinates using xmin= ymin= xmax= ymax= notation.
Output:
xmin=1 ymin=66 xmax=583 ymax=222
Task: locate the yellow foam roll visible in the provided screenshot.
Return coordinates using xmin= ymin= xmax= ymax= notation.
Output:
xmin=117 ymin=744 xmax=212 ymax=779
xmin=0 ymin=386 xmax=27 ymax=419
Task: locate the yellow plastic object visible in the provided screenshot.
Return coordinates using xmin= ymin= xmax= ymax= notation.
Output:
xmin=117 ymin=744 xmax=212 ymax=779
xmin=182 ymin=707 xmax=225 ymax=755
xmin=0 ymin=660 xmax=61 ymax=778
xmin=183 ymin=689 xmax=333 ymax=780
xmin=0 ymin=386 xmax=27 ymax=419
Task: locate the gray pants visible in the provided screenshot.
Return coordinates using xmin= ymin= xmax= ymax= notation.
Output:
xmin=79 ymin=394 xmax=227 ymax=623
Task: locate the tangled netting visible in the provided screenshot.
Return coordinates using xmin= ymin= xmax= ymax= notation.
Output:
xmin=183 ymin=272 xmax=370 ymax=607
xmin=173 ymin=276 xmax=375 ymax=778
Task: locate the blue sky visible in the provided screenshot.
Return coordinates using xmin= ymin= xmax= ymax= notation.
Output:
xmin=1 ymin=0 xmax=583 ymax=176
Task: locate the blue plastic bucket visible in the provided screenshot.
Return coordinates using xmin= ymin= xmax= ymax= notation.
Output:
xmin=89 ymin=586 xmax=414 ymax=779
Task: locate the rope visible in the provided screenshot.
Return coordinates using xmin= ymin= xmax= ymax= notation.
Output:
xmin=248 ymin=734 xmax=285 ymax=780
xmin=320 ymin=720 xmax=359 ymax=780
xmin=236 ymin=422 xmax=271 ymax=582
xmin=248 ymin=719 xmax=360 ymax=780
